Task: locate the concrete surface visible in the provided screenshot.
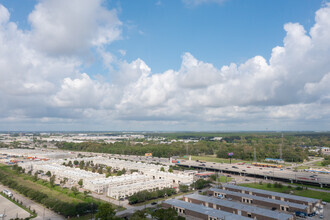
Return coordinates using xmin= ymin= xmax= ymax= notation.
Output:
xmin=0 ymin=194 xmax=31 ymax=220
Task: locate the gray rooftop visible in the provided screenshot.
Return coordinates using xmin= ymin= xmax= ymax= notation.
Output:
xmin=163 ymin=199 xmax=251 ymax=220
xmin=209 ymin=188 xmax=308 ymax=210
xmin=185 ymin=194 xmax=293 ymax=220
xmin=222 ymin=184 xmax=320 ymax=203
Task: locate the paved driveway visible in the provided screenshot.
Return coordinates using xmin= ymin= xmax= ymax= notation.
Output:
xmin=0 ymin=194 xmax=31 ymax=219
xmin=0 ymin=184 xmax=64 ymax=220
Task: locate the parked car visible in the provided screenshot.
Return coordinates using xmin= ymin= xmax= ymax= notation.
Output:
xmin=151 ymin=202 xmax=157 ymax=205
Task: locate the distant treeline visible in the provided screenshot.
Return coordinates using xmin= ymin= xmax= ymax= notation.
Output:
xmin=54 ymin=132 xmax=330 ymax=162
xmin=57 ymin=141 xmax=218 ymax=158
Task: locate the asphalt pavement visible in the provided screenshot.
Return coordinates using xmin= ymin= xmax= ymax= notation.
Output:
xmin=0 ymin=184 xmax=64 ymax=220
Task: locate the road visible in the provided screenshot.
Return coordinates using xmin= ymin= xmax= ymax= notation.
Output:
xmin=178 ymin=160 xmax=330 ymax=186
xmin=0 ymin=184 xmax=64 ymax=220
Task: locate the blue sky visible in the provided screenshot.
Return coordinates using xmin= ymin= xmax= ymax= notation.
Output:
xmin=0 ymin=0 xmax=329 ymax=131
xmin=2 ymin=0 xmax=322 ymax=73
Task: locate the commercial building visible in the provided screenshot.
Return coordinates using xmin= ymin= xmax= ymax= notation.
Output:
xmin=108 ymin=179 xmax=172 ymax=199
xmin=207 ymin=188 xmax=309 ymax=214
xmin=84 ymin=173 xmax=152 ymax=194
xmin=265 ymin=158 xmax=284 ymax=163
xmin=18 ymin=155 xmax=194 ymax=200
xmin=162 ymin=199 xmax=251 ymax=220
xmin=183 ymin=194 xmax=294 ymax=220
xmin=221 ymin=184 xmax=321 ymax=212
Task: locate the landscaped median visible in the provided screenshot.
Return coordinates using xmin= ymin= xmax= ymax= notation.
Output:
xmin=0 ymin=192 xmax=37 ymax=219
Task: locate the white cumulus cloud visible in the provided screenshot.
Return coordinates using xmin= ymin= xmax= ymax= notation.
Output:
xmin=0 ymin=2 xmax=329 ymax=130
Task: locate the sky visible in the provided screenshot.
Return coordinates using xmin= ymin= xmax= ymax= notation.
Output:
xmin=0 ymin=0 xmax=329 ymax=131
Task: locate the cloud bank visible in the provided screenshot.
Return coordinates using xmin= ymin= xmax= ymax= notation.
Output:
xmin=0 ymin=1 xmax=329 ymax=131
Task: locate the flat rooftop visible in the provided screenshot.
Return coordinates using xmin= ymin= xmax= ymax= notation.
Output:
xmin=185 ymin=194 xmax=293 ymax=220
xmin=163 ymin=199 xmax=251 ymax=220
xmin=222 ymin=184 xmax=320 ymax=203
xmin=209 ymin=188 xmax=307 ymax=210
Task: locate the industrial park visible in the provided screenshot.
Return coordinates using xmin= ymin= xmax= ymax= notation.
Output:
xmin=0 ymin=133 xmax=329 ymax=220
xmin=1 ymin=0 xmax=330 ymax=219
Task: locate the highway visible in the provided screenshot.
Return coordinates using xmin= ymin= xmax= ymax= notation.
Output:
xmin=177 ymin=160 xmax=330 ymax=187
xmin=75 ymin=151 xmax=329 ymax=187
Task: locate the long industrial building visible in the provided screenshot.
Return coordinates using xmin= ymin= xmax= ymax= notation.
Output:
xmin=183 ymin=194 xmax=294 ymax=220
xmin=221 ymin=184 xmax=321 ymax=212
xmin=207 ymin=188 xmax=309 ymax=214
xmin=162 ymin=199 xmax=252 ymax=220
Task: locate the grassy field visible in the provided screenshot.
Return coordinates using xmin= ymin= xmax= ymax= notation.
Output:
xmin=131 ymin=191 xmax=194 ymax=206
xmin=295 ymin=165 xmax=310 ymax=170
xmin=185 ymin=155 xmax=251 ymax=164
xmin=0 ymin=164 xmax=124 ymax=211
xmin=240 ymin=183 xmax=330 ymax=202
xmin=313 ymin=160 xmax=323 ymax=166
xmin=289 ymin=183 xmax=330 ymax=191
xmin=216 ymin=176 xmax=233 ymax=183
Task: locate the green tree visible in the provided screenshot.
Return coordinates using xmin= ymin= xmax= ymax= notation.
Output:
xmin=95 ymin=203 xmax=116 ymax=220
xmin=160 ymin=167 xmax=165 ymax=172
xmin=179 ymin=184 xmax=189 ymax=192
xmin=50 ymin=175 xmax=56 ymax=187
xmin=192 ymin=179 xmax=210 ymax=190
xmin=78 ymin=179 xmax=83 ymax=187
xmin=131 ymin=210 xmax=148 ymax=220
xmin=168 ymin=168 xmax=173 ymax=173
xmin=151 ymin=208 xmax=183 ymax=220
xmin=71 ymin=186 xmax=79 ymax=196
xmin=209 ymin=174 xmax=217 ymax=181
xmin=79 ymin=160 xmax=85 ymax=169
xmin=46 ymin=171 xmax=51 ymax=177
xmin=33 ymin=172 xmax=38 ymax=181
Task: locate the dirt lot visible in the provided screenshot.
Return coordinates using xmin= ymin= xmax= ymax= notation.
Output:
xmin=0 ymin=195 xmax=31 ymax=219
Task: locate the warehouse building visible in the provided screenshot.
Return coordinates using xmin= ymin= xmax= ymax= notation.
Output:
xmin=162 ymin=199 xmax=251 ymax=220
xmin=183 ymin=194 xmax=294 ymax=220
xmin=221 ymin=184 xmax=321 ymax=212
xmin=208 ymin=188 xmax=309 ymax=214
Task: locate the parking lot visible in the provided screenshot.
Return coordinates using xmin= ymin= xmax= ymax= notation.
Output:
xmin=0 ymin=195 xmax=31 ymax=219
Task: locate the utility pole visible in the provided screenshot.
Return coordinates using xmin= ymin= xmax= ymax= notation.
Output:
xmin=280 ymin=133 xmax=283 ymax=160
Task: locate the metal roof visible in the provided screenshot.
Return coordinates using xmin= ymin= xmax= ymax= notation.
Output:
xmin=209 ymin=188 xmax=307 ymax=210
xmin=185 ymin=194 xmax=293 ymax=220
xmin=163 ymin=199 xmax=251 ymax=220
xmin=222 ymin=184 xmax=320 ymax=203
